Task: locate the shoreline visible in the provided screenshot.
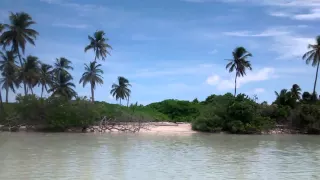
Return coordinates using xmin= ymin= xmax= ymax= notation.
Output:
xmin=0 ymin=122 xmax=305 ymax=135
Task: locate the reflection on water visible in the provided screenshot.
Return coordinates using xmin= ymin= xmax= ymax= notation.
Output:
xmin=0 ymin=133 xmax=320 ymax=180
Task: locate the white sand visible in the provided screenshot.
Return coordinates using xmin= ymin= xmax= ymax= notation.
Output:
xmin=140 ymin=123 xmax=196 ymax=134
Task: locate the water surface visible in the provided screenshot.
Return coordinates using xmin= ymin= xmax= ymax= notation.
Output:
xmin=0 ymin=133 xmax=320 ymax=180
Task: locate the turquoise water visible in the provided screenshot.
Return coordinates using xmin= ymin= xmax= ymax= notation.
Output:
xmin=0 ymin=133 xmax=320 ymax=180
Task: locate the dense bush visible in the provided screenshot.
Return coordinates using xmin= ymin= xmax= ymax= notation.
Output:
xmin=192 ymin=94 xmax=275 ymax=134
xmin=0 ymin=95 xmax=169 ymax=131
xmin=147 ymin=99 xmax=200 ymax=122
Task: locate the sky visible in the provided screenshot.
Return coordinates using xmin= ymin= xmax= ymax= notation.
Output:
xmin=0 ymin=0 xmax=319 ymax=105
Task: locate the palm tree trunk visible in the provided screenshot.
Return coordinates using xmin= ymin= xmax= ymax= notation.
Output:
xmin=41 ymin=85 xmax=44 ymax=98
xmin=120 ymin=99 xmax=121 ymax=105
xmin=30 ymin=86 xmax=34 ymax=95
xmin=127 ymin=96 xmax=129 ymax=107
xmin=91 ymin=84 xmax=94 ymax=103
xmin=17 ymin=52 xmax=27 ymax=96
xmin=0 ymin=91 xmax=3 ymax=113
xmin=313 ymin=61 xmax=320 ymax=97
xmin=234 ymin=74 xmax=237 ymax=97
xmin=5 ymin=88 xmax=8 ymax=103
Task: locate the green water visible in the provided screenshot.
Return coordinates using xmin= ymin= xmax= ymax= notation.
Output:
xmin=0 ymin=133 xmax=320 ymax=179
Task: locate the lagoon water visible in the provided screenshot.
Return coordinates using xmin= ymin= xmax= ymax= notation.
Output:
xmin=0 ymin=132 xmax=320 ymax=180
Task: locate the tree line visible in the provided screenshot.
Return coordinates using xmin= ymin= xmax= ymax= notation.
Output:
xmin=0 ymin=12 xmax=132 ymax=110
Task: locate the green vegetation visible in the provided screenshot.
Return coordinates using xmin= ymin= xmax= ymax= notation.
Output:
xmin=1 ymin=11 xmax=320 ymax=134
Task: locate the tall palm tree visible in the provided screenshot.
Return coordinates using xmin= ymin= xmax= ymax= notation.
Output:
xmin=0 ymin=24 xmax=3 ymax=34
xmin=226 ymin=47 xmax=252 ymax=96
xmin=291 ymin=84 xmax=301 ymax=101
xmin=84 ymin=30 xmax=112 ymax=61
xmin=38 ymin=63 xmax=53 ymax=98
xmin=54 ymin=57 xmax=73 ymax=76
xmin=18 ymin=55 xmax=40 ymax=95
xmin=110 ymin=76 xmax=131 ymax=105
xmin=79 ymin=61 xmax=103 ymax=103
xmin=0 ymin=51 xmax=19 ymax=102
xmin=48 ymin=73 xmax=77 ymax=100
xmin=302 ymin=35 xmax=320 ymax=97
xmin=0 ymin=24 xmax=4 ymax=109
xmin=0 ymin=12 xmax=39 ymax=66
xmin=302 ymin=91 xmax=312 ymax=102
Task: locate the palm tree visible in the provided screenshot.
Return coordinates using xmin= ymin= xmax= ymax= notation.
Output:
xmin=291 ymin=84 xmax=301 ymax=101
xmin=84 ymin=30 xmax=112 ymax=61
xmin=0 ymin=24 xmax=4 ymax=109
xmin=18 ymin=55 xmax=40 ymax=95
xmin=48 ymin=73 xmax=77 ymax=100
xmin=110 ymin=76 xmax=131 ymax=105
xmin=0 ymin=24 xmax=3 ymax=33
xmin=0 ymin=12 xmax=39 ymax=66
xmin=302 ymin=36 xmax=320 ymax=97
xmin=302 ymin=91 xmax=312 ymax=102
xmin=274 ymin=89 xmax=296 ymax=108
xmin=0 ymin=51 xmax=19 ymax=102
xmin=79 ymin=61 xmax=103 ymax=103
xmin=38 ymin=63 xmax=53 ymax=98
xmin=226 ymin=47 xmax=252 ymax=96
xmin=54 ymin=57 xmax=73 ymax=76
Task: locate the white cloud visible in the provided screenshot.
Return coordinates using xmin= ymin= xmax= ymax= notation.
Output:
xmin=108 ymin=95 xmax=114 ymax=100
xmin=208 ymin=49 xmax=218 ymax=54
xmin=223 ymin=28 xmax=289 ymax=37
xmin=294 ymin=9 xmax=320 ymax=20
xmin=132 ymin=63 xmax=215 ymax=78
xmin=52 ymin=23 xmax=89 ymax=29
xmin=271 ymin=35 xmax=315 ymax=59
xmin=206 ymin=67 xmax=276 ymax=90
xmin=253 ymin=88 xmax=265 ymax=94
xmin=269 ymin=11 xmax=291 ymax=17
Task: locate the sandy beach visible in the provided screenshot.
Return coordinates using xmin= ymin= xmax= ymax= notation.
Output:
xmin=140 ymin=122 xmax=196 ymax=134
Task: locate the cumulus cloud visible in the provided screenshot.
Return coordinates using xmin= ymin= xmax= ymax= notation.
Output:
xmin=253 ymin=88 xmax=265 ymax=94
xmin=223 ymin=28 xmax=290 ymax=37
xmin=52 ymin=23 xmax=89 ymax=29
xmin=206 ymin=68 xmax=276 ymax=90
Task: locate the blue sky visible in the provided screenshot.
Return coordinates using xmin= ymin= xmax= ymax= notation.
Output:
xmin=0 ymin=0 xmax=319 ymax=104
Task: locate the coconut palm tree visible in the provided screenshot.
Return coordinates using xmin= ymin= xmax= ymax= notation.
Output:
xmin=38 ymin=63 xmax=53 ymax=98
xmin=48 ymin=73 xmax=77 ymax=100
xmin=0 ymin=24 xmax=4 ymax=109
xmin=18 ymin=55 xmax=40 ymax=95
xmin=291 ymin=84 xmax=301 ymax=101
xmin=0 ymin=12 xmax=38 ymax=66
xmin=84 ymin=30 xmax=112 ymax=61
xmin=302 ymin=36 xmax=320 ymax=97
xmin=79 ymin=61 xmax=103 ymax=103
xmin=0 ymin=51 xmax=19 ymax=102
xmin=53 ymin=57 xmax=73 ymax=76
xmin=0 ymin=24 xmax=3 ymax=33
xmin=302 ymin=91 xmax=312 ymax=102
xmin=110 ymin=76 xmax=131 ymax=105
xmin=226 ymin=47 xmax=252 ymax=96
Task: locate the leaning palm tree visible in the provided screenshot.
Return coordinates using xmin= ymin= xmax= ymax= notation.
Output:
xmin=79 ymin=61 xmax=103 ymax=103
xmin=226 ymin=47 xmax=252 ymax=96
xmin=53 ymin=57 xmax=73 ymax=76
xmin=38 ymin=63 xmax=53 ymax=98
xmin=48 ymin=73 xmax=77 ymax=100
xmin=110 ymin=76 xmax=131 ymax=105
xmin=0 ymin=12 xmax=39 ymax=66
xmin=0 ymin=51 xmax=19 ymax=102
xmin=291 ymin=84 xmax=301 ymax=101
xmin=302 ymin=35 xmax=320 ymax=97
xmin=18 ymin=55 xmax=40 ymax=95
xmin=84 ymin=30 xmax=112 ymax=61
